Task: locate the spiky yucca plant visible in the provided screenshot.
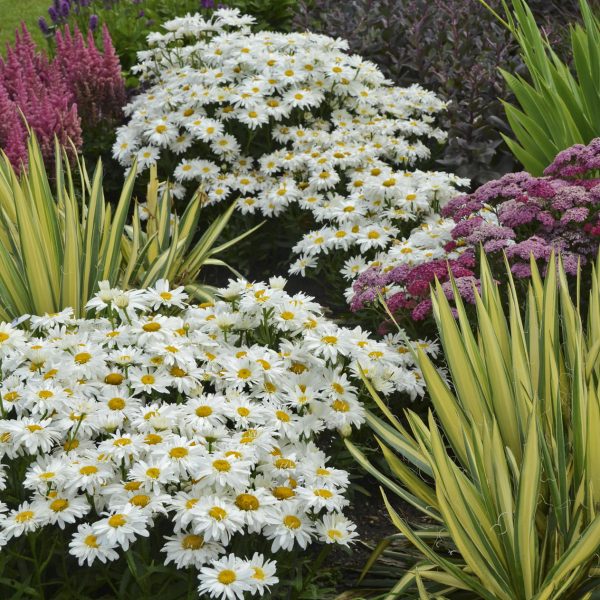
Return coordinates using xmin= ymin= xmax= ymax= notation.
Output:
xmin=0 ymin=136 xmax=257 ymax=319
xmin=349 ymin=252 xmax=600 ymax=599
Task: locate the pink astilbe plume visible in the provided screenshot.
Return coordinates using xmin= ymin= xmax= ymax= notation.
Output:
xmin=54 ymin=24 xmax=126 ymax=129
xmin=0 ymin=24 xmax=81 ymax=169
xmin=0 ymin=22 xmax=125 ymax=171
xmin=0 ymin=83 xmax=27 ymax=168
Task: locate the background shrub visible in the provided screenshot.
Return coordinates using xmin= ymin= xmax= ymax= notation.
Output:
xmin=293 ymin=0 xmax=580 ymax=186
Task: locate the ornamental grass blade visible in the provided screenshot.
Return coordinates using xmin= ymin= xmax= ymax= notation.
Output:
xmin=431 ymin=280 xmax=490 ymax=424
xmin=344 ymin=439 xmax=438 ymax=520
xmin=381 ymin=490 xmax=496 ymax=600
xmin=376 ymin=437 xmax=439 ymax=512
xmin=514 ymin=409 xmax=541 ymax=599
xmin=537 ymin=515 xmax=600 ymax=599
xmin=100 ymin=160 xmax=137 ymax=284
xmin=81 ymin=162 xmax=105 ymax=307
xmin=365 ymin=411 xmax=432 ymax=476
xmin=12 ymin=167 xmax=57 ymax=315
xmin=61 ymin=182 xmax=82 ymax=316
xmin=416 ymin=348 xmax=469 ymax=465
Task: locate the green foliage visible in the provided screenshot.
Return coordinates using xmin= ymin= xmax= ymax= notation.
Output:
xmin=122 ymin=166 xmax=263 ymax=302
xmin=0 ymin=0 xmax=48 ymax=49
xmin=485 ymin=0 xmax=600 ymax=174
xmin=0 ymin=136 xmax=254 ymax=320
xmin=350 ymin=251 xmax=600 ymax=598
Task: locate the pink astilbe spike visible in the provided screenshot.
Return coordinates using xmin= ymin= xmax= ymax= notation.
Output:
xmin=54 ymin=24 xmax=126 ymax=130
xmin=0 ymin=22 xmax=125 ymax=172
xmin=0 ymin=82 xmax=27 ymax=169
xmin=0 ymin=23 xmax=82 ymax=170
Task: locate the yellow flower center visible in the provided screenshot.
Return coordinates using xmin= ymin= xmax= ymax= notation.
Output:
xmin=108 ymin=514 xmax=126 ymax=528
xmin=84 ymin=534 xmax=99 ymax=548
xmin=146 ymin=468 xmax=161 ymax=479
xmin=130 ymin=494 xmax=150 ymax=507
xmin=74 ymin=352 xmax=92 ymax=364
xmin=290 ymin=362 xmax=307 ymax=374
xmin=105 ymin=373 xmax=124 ymax=385
xmin=276 ymin=410 xmax=290 ymax=423
xmin=196 ymin=406 xmax=212 ymax=417
xmin=283 ymin=515 xmax=301 ymax=529
xmin=182 ymin=534 xmax=204 ymax=550
xmin=124 ymin=481 xmax=142 ymax=491
xmin=321 ymin=336 xmax=338 ymax=344
xmin=144 ymin=433 xmax=162 ymax=445
xmin=141 ymin=375 xmax=155 ymax=385
xmin=235 ymin=493 xmax=259 ymax=511
xmin=170 ymin=366 xmax=187 ymax=377
xmin=274 ymin=458 xmax=296 ymax=469
xmin=314 ymin=489 xmax=333 ymax=499
xmin=0 ymin=332 xmax=9 ymax=342
xmin=217 ymin=570 xmax=237 ymax=585
xmin=142 ymin=322 xmax=161 ymax=332
xmin=273 ymin=486 xmax=295 ymax=500
xmin=15 ymin=510 xmax=35 ymax=523
xmin=80 ymin=465 xmax=98 ymax=475
xmin=237 ymin=407 xmax=250 ymax=417
xmin=237 ymin=368 xmax=252 ymax=380
xmin=50 ymin=499 xmax=69 ymax=512
xmin=208 ymin=506 xmax=227 ymax=521
xmin=64 ymin=439 xmax=79 ymax=451
xmin=213 ymin=459 xmax=231 ymax=472
xmin=169 ymin=447 xmax=189 ymax=459
xmin=332 ymin=399 xmax=350 ymax=413
xmin=108 ymin=397 xmax=126 ymax=411
xmin=38 ymin=390 xmax=54 ymax=399
xmin=160 ymin=292 xmax=172 ymax=301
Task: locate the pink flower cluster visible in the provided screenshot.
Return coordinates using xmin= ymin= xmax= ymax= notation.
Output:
xmin=544 ymin=138 xmax=600 ymax=178
xmin=54 ymin=24 xmax=125 ymax=130
xmin=351 ymin=252 xmax=477 ymax=322
xmin=351 ymin=138 xmax=600 ymax=323
xmin=441 ymin=161 xmax=600 ymax=277
xmin=0 ymin=23 xmax=125 ymax=170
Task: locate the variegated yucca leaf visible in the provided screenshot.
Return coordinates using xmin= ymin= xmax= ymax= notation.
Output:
xmin=122 ymin=166 xmax=263 ymax=303
xmin=0 ymin=136 xmax=257 ymax=319
xmin=0 ymin=136 xmax=135 ymax=319
xmin=355 ymin=250 xmax=600 ymax=598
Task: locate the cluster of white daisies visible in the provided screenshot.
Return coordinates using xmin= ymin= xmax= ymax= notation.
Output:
xmin=0 ymin=278 xmax=436 ymax=598
xmin=113 ymin=8 xmax=469 ymax=309
xmin=114 ymin=9 xmax=447 ymax=215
